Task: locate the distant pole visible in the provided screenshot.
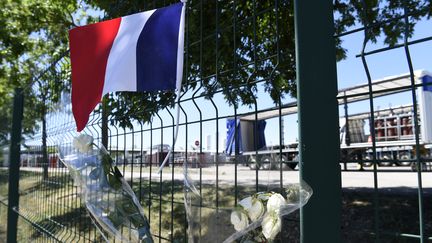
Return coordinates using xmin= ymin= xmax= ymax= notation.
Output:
xmin=41 ymin=97 xmax=49 ymax=179
xmin=294 ymin=0 xmax=342 ymax=242
xmin=281 ymin=116 xmax=285 ymax=145
xmin=101 ymin=95 xmax=109 ymax=148
xmin=7 ymin=88 xmax=24 ymax=243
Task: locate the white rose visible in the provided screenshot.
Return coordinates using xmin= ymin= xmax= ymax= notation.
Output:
xmin=73 ymin=134 xmax=94 ymax=153
xmin=249 ymin=198 xmax=265 ymax=221
xmin=267 ymin=193 xmax=286 ymax=213
xmin=239 ymin=196 xmax=253 ymax=210
xmin=230 ymin=210 xmax=249 ymax=232
xmin=239 ymin=196 xmax=265 ymax=221
xmin=262 ymin=211 xmax=282 ymax=240
xmin=256 ymin=192 xmax=271 ymax=201
xmin=261 ymin=193 xmax=286 ymax=240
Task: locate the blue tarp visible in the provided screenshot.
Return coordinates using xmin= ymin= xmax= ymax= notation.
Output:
xmin=257 ymin=120 xmax=267 ymax=150
xmin=225 ymin=119 xmax=241 ymax=155
xmin=225 ymin=119 xmax=266 ymax=155
xmin=422 ymin=75 xmax=432 ymax=92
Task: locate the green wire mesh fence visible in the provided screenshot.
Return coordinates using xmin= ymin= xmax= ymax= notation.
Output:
xmin=0 ymin=0 xmax=431 ymax=242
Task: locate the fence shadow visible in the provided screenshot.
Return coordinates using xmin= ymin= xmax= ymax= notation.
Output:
xmin=342 ymin=187 xmax=432 ymax=243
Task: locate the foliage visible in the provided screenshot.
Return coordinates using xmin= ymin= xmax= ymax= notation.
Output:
xmin=0 ymin=0 xmax=431 ymax=134
xmin=85 ymin=0 xmax=431 ymax=129
xmin=0 ymin=0 xmax=87 ymax=143
xmin=334 ymin=0 xmax=432 ymax=59
xmin=0 ymin=0 xmax=107 ymax=145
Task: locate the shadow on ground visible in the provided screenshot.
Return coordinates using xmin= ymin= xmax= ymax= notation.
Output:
xmin=1 ymin=167 xmax=431 ymax=242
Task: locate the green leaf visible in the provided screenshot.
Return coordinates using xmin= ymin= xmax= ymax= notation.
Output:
xmin=107 ymin=173 xmax=122 ymax=190
xmin=101 ymin=153 xmax=113 ymax=174
xmin=120 ymin=198 xmax=137 ymax=215
xmin=107 ymin=211 xmax=123 ymax=228
xmin=113 ymin=166 xmax=123 ymax=178
xmin=129 ymin=213 xmax=146 ymax=227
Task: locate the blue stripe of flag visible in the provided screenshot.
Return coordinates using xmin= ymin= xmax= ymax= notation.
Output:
xmin=136 ymin=3 xmax=183 ymax=91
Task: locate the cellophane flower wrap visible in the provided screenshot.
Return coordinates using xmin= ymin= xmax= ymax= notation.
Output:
xmin=59 ymin=134 xmax=153 ymax=242
xmin=223 ymin=181 xmax=312 ymax=242
xmin=183 ymin=160 xmax=313 ymax=243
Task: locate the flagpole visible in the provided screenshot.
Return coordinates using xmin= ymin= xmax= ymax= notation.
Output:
xmin=157 ymin=0 xmax=187 ymax=174
xmin=156 ymin=88 xmax=182 ymax=174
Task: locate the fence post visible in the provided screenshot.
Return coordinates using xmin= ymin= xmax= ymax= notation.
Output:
xmin=7 ymin=88 xmax=24 ymax=243
xmin=294 ymin=1 xmax=342 ymax=243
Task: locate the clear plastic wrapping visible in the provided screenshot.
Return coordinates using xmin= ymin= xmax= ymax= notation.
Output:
xmin=59 ymin=134 xmax=153 ymax=242
xmin=183 ymin=156 xmax=313 ymax=242
xmin=223 ymin=181 xmax=312 ymax=242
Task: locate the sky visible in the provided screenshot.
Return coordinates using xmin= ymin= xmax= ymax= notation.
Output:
xmin=207 ymin=14 xmax=432 ymax=150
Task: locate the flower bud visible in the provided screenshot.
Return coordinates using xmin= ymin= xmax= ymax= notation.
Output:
xmin=262 ymin=211 xmax=282 ymax=240
xmin=230 ymin=210 xmax=249 ymax=232
xmin=267 ymin=193 xmax=286 ymax=213
xmin=239 ymin=196 xmax=265 ymax=221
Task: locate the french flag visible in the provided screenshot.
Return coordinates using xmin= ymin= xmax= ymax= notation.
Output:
xmin=69 ymin=2 xmax=185 ymax=132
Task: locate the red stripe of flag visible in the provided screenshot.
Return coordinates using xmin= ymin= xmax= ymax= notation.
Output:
xmin=69 ymin=18 xmax=122 ymax=132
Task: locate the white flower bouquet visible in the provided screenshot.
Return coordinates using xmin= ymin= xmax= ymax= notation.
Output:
xmin=59 ymin=134 xmax=153 ymax=242
xmin=225 ymin=182 xmax=312 ymax=242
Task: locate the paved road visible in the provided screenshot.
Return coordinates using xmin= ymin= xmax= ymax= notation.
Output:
xmin=18 ymin=164 xmax=432 ymax=189
xmin=174 ymin=165 xmax=430 ymax=188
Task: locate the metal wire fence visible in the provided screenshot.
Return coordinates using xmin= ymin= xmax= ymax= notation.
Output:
xmin=0 ymin=0 xmax=431 ymax=242
xmin=336 ymin=1 xmax=432 ymax=242
xmin=3 ymin=0 xmax=306 ymax=242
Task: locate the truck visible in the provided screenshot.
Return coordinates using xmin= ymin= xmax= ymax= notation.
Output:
xmin=225 ymin=70 xmax=432 ymax=171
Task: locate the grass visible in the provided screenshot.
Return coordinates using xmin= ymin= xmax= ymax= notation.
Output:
xmin=0 ymin=169 xmax=431 ymax=242
xmin=0 ymin=170 xmax=100 ymax=242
